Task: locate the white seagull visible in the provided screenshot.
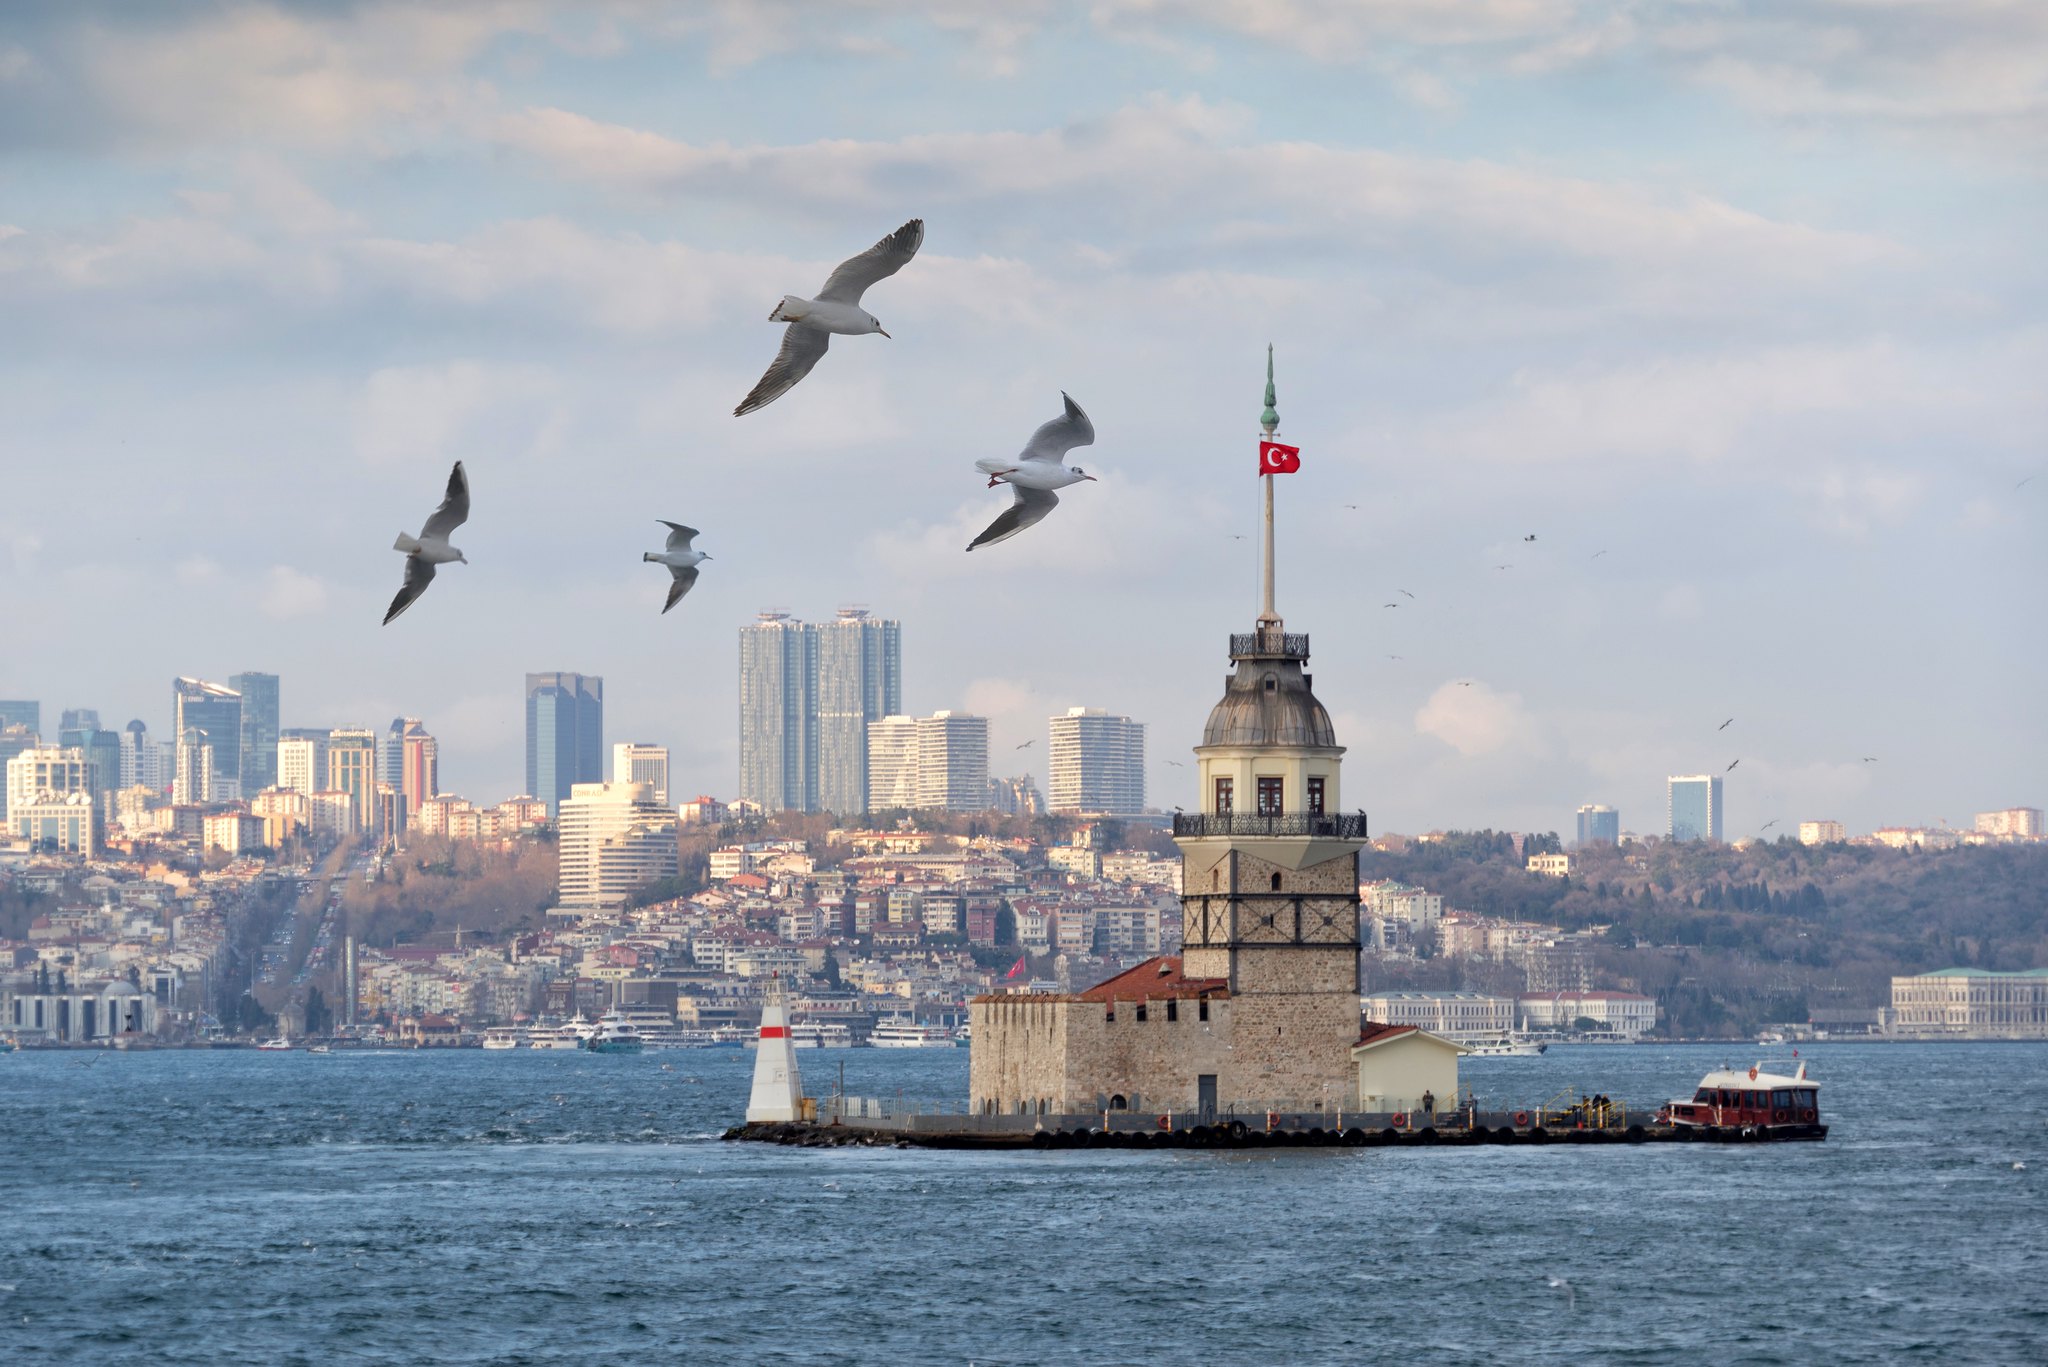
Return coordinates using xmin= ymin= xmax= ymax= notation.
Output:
xmin=735 ymin=218 xmax=924 ymax=417
xmin=644 ymin=521 xmax=710 ymax=614
xmin=384 ymin=461 xmax=469 ymax=625
xmin=967 ymin=392 xmax=1096 ymax=551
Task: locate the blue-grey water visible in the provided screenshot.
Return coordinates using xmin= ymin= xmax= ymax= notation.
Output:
xmin=2 ymin=1042 xmax=2044 ymax=1365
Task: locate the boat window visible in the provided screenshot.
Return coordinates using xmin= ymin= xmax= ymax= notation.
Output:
xmin=1694 ymin=1090 xmax=1713 ymax=1104
xmin=1773 ymin=1089 xmax=1793 ymax=1108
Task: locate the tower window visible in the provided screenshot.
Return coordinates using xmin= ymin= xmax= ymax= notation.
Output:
xmin=1270 ymin=872 xmax=1282 ymax=891
xmin=1198 ymin=1000 xmax=1209 ymax=1022
xmin=1307 ymin=776 xmax=1325 ymax=816
xmin=1257 ymin=776 xmax=1283 ymax=815
xmin=1166 ymin=999 xmax=1178 ymax=1022
xmin=1136 ymin=1002 xmax=1148 ymax=1022
xmin=1214 ymin=777 xmax=1234 ymax=814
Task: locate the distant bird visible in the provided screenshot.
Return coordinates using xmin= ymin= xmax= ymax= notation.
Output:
xmin=1862 ymin=757 xmax=1879 ymax=763
xmin=734 ymin=218 xmax=924 ymax=416
xmin=1726 ymin=759 xmax=1740 ymax=772
xmin=1015 ymin=740 xmax=1034 ymax=750
xmin=968 ymin=392 xmax=1097 ymax=551
xmin=1546 ymin=1275 xmax=1576 ymax=1311
xmin=1523 ymin=534 xmax=1537 ymax=542
xmin=1761 ymin=819 xmax=1778 ymax=832
xmin=1398 ymin=589 xmax=1415 ymax=599
xmin=1718 ymin=718 xmax=1734 ymax=730
xmin=2016 ymin=1161 xmax=2028 ymax=1171
xmin=1165 ymin=760 xmax=1183 ymax=767
xmin=1383 ymin=602 xmax=1400 ymax=608
xmin=1590 ymin=550 xmax=1608 ymax=559
xmin=384 ymin=461 xmax=468 ymax=625
xmin=1456 ymin=680 xmax=1474 ymax=688
xmin=1229 ymin=534 xmax=1247 ymax=541
xmin=1387 ymin=654 xmax=1403 ymax=660
xmin=2019 ymin=475 xmax=2038 ymax=489
xmin=1343 ymin=503 xmax=1360 ymax=510
xmin=643 ymin=521 xmax=710 ymax=614
xmin=1494 ymin=564 xmax=1513 ymax=570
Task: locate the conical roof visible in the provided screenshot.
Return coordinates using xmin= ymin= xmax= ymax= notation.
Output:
xmin=1199 ymin=629 xmax=1339 ymax=750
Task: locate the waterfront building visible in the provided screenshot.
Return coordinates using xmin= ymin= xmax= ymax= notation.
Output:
xmin=813 ymin=607 xmax=901 ymax=814
xmin=971 ymin=357 xmax=1370 ymax=1118
xmin=5 ymin=979 xmax=155 ymax=1043
xmin=1360 ymin=991 xmax=1515 ymax=1038
xmin=173 ymin=677 xmax=243 ymax=801
xmin=611 ymin=742 xmax=670 ymax=806
xmin=1799 ymin=819 xmax=1847 ymax=845
xmin=276 ymin=733 xmax=327 ymax=796
xmin=1516 ymin=991 xmax=1657 ymax=1039
xmin=0 ymin=700 xmax=38 ymax=735
xmin=230 ymin=671 xmax=280 ymax=793
xmin=738 ymin=613 xmax=816 ymax=813
xmin=1047 ymin=707 xmax=1146 ymax=815
xmin=916 ymin=711 xmax=988 ymax=812
xmin=557 ymin=780 xmax=680 ymax=911
xmin=1890 ymin=968 xmax=2048 ymax=1039
xmin=1575 ymin=803 xmax=1619 ymax=846
xmin=1975 ymin=807 xmax=2044 ymax=839
xmin=526 ymin=672 xmax=604 ymax=818
xmin=326 ymin=728 xmax=378 ymax=829
xmin=1667 ymin=774 xmax=1724 ymax=843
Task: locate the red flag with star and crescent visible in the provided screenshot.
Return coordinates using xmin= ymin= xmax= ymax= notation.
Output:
xmin=1005 ymin=955 xmax=1027 ymax=980
xmin=1259 ymin=440 xmax=1301 ymax=475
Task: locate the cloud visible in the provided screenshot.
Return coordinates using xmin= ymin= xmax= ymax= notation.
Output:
xmin=1414 ymin=679 xmax=1540 ymax=758
xmin=259 ymin=565 xmax=330 ymax=620
xmin=354 ymin=360 xmax=564 ymax=466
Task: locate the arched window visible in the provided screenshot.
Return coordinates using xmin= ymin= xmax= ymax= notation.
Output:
xmin=1270 ymin=872 xmax=1282 ymax=891
xmin=1109 ymin=1094 xmax=1127 ymax=1110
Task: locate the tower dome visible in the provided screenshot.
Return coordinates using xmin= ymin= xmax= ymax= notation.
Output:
xmin=1200 ymin=630 xmax=1338 ymax=750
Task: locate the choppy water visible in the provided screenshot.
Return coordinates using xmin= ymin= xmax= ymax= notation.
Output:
xmin=2 ymin=1042 xmax=2044 ymax=1364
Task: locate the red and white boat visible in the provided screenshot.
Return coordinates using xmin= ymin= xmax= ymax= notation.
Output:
xmin=1658 ymin=1059 xmax=1826 ymax=1139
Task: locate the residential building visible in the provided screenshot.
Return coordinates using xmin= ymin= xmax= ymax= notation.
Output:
xmin=525 ymin=672 xmax=604 ymax=818
xmin=557 ymin=781 xmax=680 ymax=911
xmin=1526 ymin=852 xmax=1570 ymax=877
xmin=1890 ymin=968 xmax=2048 ymax=1039
xmin=1360 ymin=991 xmax=1515 ymax=1039
xmin=611 ymin=742 xmax=670 ymax=806
xmin=250 ymin=787 xmax=310 ymax=846
xmin=1516 ymin=991 xmax=1657 ymax=1039
xmin=813 ymin=607 xmax=901 ymax=814
xmin=1574 ymin=803 xmax=1619 ymax=846
xmin=308 ymin=790 xmax=358 ymax=841
xmin=918 ymin=712 xmax=989 ymax=811
xmin=230 ymin=671 xmax=280 ymax=793
xmin=1799 ymin=819 xmax=1847 ymax=846
xmin=1975 ymin=808 xmax=2044 ymax=839
xmin=1667 ymin=774 xmax=1724 ymax=843
xmin=172 ymin=730 xmax=213 ymax=806
xmin=118 ymin=720 xmax=166 ymax=793
xmin=738 ymin=612 xmax=816 ymax=813
xmin=172 ymin=677 xmax=243 ymax=801
xmin=400 ymin=723 xmax=438 ymax=816
xmin=988 ymin=773 xmax=1043 ymax=816
xmin=327 ymin=728 xmax=378 ymax=829
xmin=0 ymin=700 xmax=38 ymax=735
xmin=865 ymin=715 xmax=921 ymax=810
xmin=277 ymin=734 xmax=326 ymax=796
xmin=1047 ymin=707 xmax=1146 ymax=815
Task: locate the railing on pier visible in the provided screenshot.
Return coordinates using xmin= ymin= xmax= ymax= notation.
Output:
xmin=1171 ymin=812 xmax=1368 ymax=840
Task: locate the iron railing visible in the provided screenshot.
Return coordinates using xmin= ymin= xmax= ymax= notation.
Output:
xmin=1172 ymin=812 xmax=1367 ymax=839
xmin=1228 ymin=631 xmax=1309 ymax=659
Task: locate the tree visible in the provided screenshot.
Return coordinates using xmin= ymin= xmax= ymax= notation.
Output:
xmin=994 ymin=904 xmax=1018 ymax=947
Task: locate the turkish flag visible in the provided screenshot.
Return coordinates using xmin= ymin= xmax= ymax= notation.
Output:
xmin=1259 ymin=441 xmax=1301 ymax=475
xmin=1005 ymin=955 xmax=1027 ymax=979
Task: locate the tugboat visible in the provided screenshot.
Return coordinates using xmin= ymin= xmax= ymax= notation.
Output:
xmin=1657 ymin=1059 xmax=1826 ymax=1139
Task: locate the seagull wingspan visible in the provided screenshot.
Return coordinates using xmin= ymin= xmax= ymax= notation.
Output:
xmin=660 ymin=521 xmax=699 ymax=553
xmin=968 ymin=486 xmax=1059 ymax=551
xmin=421 ymin=461 xmax=469 ymax=540
xmin=735 ymin=323 xmax=830 ymax=417
xmin=816 ymin=218 xmax=924 ymax=304
xmin=662 ymin=565 xmax=700 ymax=614
xmin=383 ymin=555 xmax=436 ymax=625
xmin=1020 ymin=392 xmax=1094 ymax=463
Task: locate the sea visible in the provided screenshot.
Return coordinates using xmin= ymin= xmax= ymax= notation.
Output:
xmin=2 ymin=1041 xmax=2044 ymax=1365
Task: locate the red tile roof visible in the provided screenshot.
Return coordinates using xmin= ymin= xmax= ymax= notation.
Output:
xmin=1077 ymin=956 xmax=1229 ymax=1002
xmin=1354 ymin=1021 xmax=1419 ymax=1047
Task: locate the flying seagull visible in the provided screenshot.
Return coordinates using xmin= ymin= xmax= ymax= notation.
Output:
xmin=1494 ymin=564 xmax=1513 ymax=570
xmin=1523 ymin=534 xmax=1537 ymax=542
xmin=968 ymin=392 xmax=1097 ymax=551
xmin=1718 ymin=718 xmax=1734 ymax=731
xmin=1387 ymin=654 xmax=1404 ymax=660
xmin=1383 ymin=602 xmax=1400 ymax=608
xmin=734 ymin=218 xmax=924 ymax=417
xmin=1165 ymin=760 xmax=1184 ymax=767
xmin=644 ymin=521 xmax=710 ymax=614
xmin=1862 ymin=756 xmax=1879 ymax=763
xmin=1726 ymin=759 xmax=1740 ymax=772
xmin=2019 ymin=475 xmax=2038 ymax=489
xmin=1015 ymin=740 xmax=1034 ymax=750
xmin=1456 ymin=680 xmax=1475 ymax=688
xmin=1761 ymin=819 xmax=1779 ymax=832
xmin=384 ymin=461 xmax=469 ymax=625
xmin=1590 ymin=550 xmax=1608 ymax=559
xmin=1398 ymin=589 xmax=1415 ymax=599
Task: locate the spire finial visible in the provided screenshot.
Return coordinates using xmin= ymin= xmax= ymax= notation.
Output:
xmin=1261 ymin=344 xmax=1278 ymax=435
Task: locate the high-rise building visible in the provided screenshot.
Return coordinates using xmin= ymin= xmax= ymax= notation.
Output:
xmin=916 ymin=711 xmax=989 ymax=812
xmin=1798 ymin=820 xmax=1846 ymax=845
xmin=1575 ymin=803 xmax=1620 ymax=846
xmin=865 ymin=715 xmax=921 ymax=810
xmin=1047 ymin=707 xmax=1147 ymax=815
xmin=277 ymin=730 xmax=329 ymax=796
xmin=0 ymin=701 xmax=39 ymax=736
xmin=401 ymin=726 xmax=438 ymax=817
xmin=1667 ymin=774 xmax=1724 ymax=843
xmin=172 ymin=730 xmax=213 ymax=806
xmin=988 ymin=773 xmax=1044 ymax=816
xmin=327 ymin=729 xmax=378 ymax=829
xmin=229 ymin=672 xmax=279 ymax=793
xmin=58 ymin=708 xmax=101 ymax=737
xmin=525 ymin=673 xmax=604 ymax=818
xmin=557 ymin=781 xmax=679 ymax=911
xmin=0 ymin=725 xmax=40 ymax=823
xmin=611 ymin=742 xmax=670 ymax=807
xmin=6 ymin=745 xmax=90 ymax=830
xmin=119 ymin=721 xmax=166 ymax=793
xmin=173 ymin=678 xmax=243 ymax=801
xmin=1976 ymin=808 xmax=2044 ymax=839
xmin=738 ymin=613 xmax=816 ymax=813
xmin=813 ymin=608 xmax=902 ymax=814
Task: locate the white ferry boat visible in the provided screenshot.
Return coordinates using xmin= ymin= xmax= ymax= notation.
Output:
xmin=869 ymin=1017 xmax=956 ymax=1048
xmin=481 ymin=1026 xmax=524 ymax=1050
xmin=582 ymin=1012 xmax=644 ymax=1055
xmin=1455 ymin=1033 xmax=1547 ymax=1057
xmin=528 ymin=1019 xmax=588 ymax=1051
xmin=744 ymin=1020 xmax=855 ymax=1049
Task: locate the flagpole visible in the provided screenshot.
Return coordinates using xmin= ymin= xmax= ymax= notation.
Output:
xmin=1258 ymin=344 xmax=1280 ymax=630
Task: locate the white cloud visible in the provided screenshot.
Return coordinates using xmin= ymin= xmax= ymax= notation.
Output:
xmin=1414 ymin=679 xmax=1540 ymax=758
xmin=259 ymin=565 xmax=330 ymax=620
xmin=354 ymin=360 xmax=563 ymax=467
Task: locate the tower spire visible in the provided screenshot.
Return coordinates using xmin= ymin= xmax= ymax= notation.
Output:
xmin=1257 ymin=345 xmax=1281 ymax=629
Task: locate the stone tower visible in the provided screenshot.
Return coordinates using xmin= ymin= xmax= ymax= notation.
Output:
xmin=1172 ymin=350 xmax=1367 ymax=1109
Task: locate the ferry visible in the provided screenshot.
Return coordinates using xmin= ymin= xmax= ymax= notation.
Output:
xmin=481 ymin=1026 xmax=524 ymax=1050
xmin=256 ymin=1035 xmax=293 ymax=1051
xmin=1455 ymin=1033 xmax=1547 ymax=1057
xmin=744 ymin=1021 xmax=855 ymax=1049
xmin=869 ymin=1016 xmax=956 ymax=1048
xmin=582 ymin=1013 xmax=644 ymax=1054
xmin=1657 ymin=1060 xmax=1826 ymax=1139
xmin=529 ymin=1018 xmax=591 ymax=1051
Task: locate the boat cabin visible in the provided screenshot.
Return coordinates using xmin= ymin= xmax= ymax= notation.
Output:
xmin=1664 ymin=1061 xmax=1821 ymax=1129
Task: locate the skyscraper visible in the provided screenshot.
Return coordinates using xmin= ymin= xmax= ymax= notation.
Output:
xmin=916 ymin=711 xmax=989 ymax=811
xmin=0 ymin=726 xmax=40 ymax=821
xmin=1667 ymin=775 xmax=1724 ymax=843
xmin=738 ymin=614 xmax=815 ymax=813
xmin=119 ymin=721 xmax=164 ymax=792
xmin=1575 ymin=803 xmax=1620 ymax=846
xmin=0 ymin=701 xmax=39 ymax=736
xmin=812 ymin=607 xmax=902 ymax=813
xmin=231 ymin=672 xmax=280 ymax=793
xmin=865 ymin=715 xmax=920 ymax=811
xmin=172 ymin=730 xmax=212 ymax=806
xmin=328 ymin=729 xmax=378 ymax=829
xmin=277 ymin=729 xmax=329 ymax=796
xmin=173 ymin=678 xmax=243 ymax=801
xmin=58 ymin=708 xmax=101 ymax=736
xmin=401 ymin=725 xmax=438 ymax=816
xmin=1046 ymin=707 xmax=1147 ymax=815
xmin=525 ymin=673 xmax=604 ymax=818
xmin=557 ymin=781 xmax=679 ymax=911
xmin=611 ymin=742 xmax=670 ymax=806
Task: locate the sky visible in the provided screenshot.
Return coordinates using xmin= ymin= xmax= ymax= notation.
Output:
xmin=1 ymin=0 xmax=2043 ymax=838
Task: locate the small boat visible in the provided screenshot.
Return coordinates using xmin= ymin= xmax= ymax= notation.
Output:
xmin=582 ymin=1013 xmax=644 ymax=1055
xmin=1456 ymin=1033 xmax=1547 ymax=1057
xmin=306 ymin=1043 xmax=331 ymax=1055
xmin=1657 ymin=1060 xmax=1826 ymax=1139
xmin=256 ymin=1035 xmax=293 ymax=1051
xmin=868 ymin=1016 xmax=956 ymax=1048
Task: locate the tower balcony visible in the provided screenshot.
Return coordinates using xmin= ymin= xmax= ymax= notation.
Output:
xmin=1172 ymin=812 xmax=1368 ymax=840
xmin=1228 ymin=630 xmax=1309 ymax=661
